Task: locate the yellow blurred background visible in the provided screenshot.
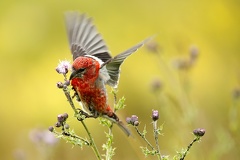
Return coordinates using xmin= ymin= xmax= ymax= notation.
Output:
xmin=0 ymin=0 xmax=239 ymax=159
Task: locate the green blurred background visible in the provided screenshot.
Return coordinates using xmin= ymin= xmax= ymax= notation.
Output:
xmin=0 ymin=0 xmax=240 ymax=159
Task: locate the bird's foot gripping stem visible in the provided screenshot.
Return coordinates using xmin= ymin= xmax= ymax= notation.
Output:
xmin=76 ymin=109 xmax=97 ymax=121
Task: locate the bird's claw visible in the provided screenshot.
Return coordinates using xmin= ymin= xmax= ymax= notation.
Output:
xmin=76 ymin=109 xmax=95 ymax=121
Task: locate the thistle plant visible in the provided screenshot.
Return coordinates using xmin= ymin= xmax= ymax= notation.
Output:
xmin=126 ymin=111 xmax=205 ymax=160
xmin=49 ymin=60 xmax=129 ymax=160
xmin=51 ymin=60 xmax=102 ymax=159
xmin=126 ymin=112 xmax=163 ymax=159
xmin=49 ymin=56 xmax=205 ymax=160
xmin=175 ymin=128 xmax=206 ymax=160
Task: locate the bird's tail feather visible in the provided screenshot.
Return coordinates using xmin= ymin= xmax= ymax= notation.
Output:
xmin=102 ymin=113 xmax=131 ymax=136
xmin=116 ymin=120 xmax=131 ymax=136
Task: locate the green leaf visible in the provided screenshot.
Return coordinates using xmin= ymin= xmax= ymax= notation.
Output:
xmin=140 ymin=146 xmax=157 ymax=157
xmin=102 ymin=132 xmax=115 ymax=160
xmin=142 ymin=125 xmax=147 ymax=137
xmin=99 ymin=117 xmax=113 ymax=128
xmin=53 ymin=129 xmax=89 ymax=148
xmin=114 ymin=96 xmax=126 ymax=111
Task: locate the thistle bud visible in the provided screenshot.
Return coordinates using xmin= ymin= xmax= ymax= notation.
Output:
xmin=57 ymin=114 xmax=65 ymax=123
xmin=62 ymin=113 xmax=69 ymax=120
xmin=126 ymin=117 xmax=131 ymax=124
xmin=130 ymin=115 xmax=138 ymax=124
xmin=56 ymin=82 xmax=64 ymax=88
xmin=48 ymin=126 xmax=54 ymax=132
xmin=133 ymin=121 xmax=139 ymax=126
xmin=152 ymin=110 xmax=159 ymax=121
xmin=64 ymin=124 xmax=70 ymax=129
xmin=55 ymin=122 xmax=61 ymax=128
xmin=193 ymin=128 xmax=205 ymax=137
xmin=126 ymin=115 xmax=139 ymax=126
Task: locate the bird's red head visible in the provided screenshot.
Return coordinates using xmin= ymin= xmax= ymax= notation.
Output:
xmin=70 ymin=56 xmax=100 ymax=82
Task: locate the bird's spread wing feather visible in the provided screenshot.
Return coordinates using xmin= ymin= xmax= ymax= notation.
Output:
xmin=105 ymin=38 xmax=152 ymax=88
xmin=65 ymin=12 xmax=112 ymax=62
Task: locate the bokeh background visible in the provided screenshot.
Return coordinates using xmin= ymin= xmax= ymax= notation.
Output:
xmin=0 ymin=0 xmax=240 ymax=159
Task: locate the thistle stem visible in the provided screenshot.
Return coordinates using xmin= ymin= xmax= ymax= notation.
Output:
xmin=153 ymin=121 xmax=162 ymax=160
xmin=62 ymin=131 xmax=90 ymax=146
xmin=104 ymin=89 xmax=117 ymax=160
xmin=180 ymin=137 xmax=199 ymax=160
xmin=62 ymin=87 xmax=78 ymax=115
xmin=134 ymin=126 xmax=155 ymax=150
xmin=81 ymin=121 xmax=102 ymax=160
xmin=62 ymin=85 xmax=101 ymax=160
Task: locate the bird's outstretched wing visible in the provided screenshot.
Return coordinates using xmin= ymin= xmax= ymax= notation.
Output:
xmin=65 ymin=12 xmax=112 ymax=62
xmin=104 ymin=38 xmax=152 ymax=88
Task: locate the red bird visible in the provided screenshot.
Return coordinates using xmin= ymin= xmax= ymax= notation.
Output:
xmin=66 ymin=12 xmax=149 ymax=136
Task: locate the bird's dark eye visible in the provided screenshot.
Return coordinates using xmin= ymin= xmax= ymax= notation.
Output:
xmin=78 ymin=68 xmax=86 ymax=73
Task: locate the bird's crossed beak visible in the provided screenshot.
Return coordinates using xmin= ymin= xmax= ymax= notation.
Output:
xmin=69 ymin=70 xmax=77 ymax=80
xmin=69 ymin=68 xmax=86 ymax=80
